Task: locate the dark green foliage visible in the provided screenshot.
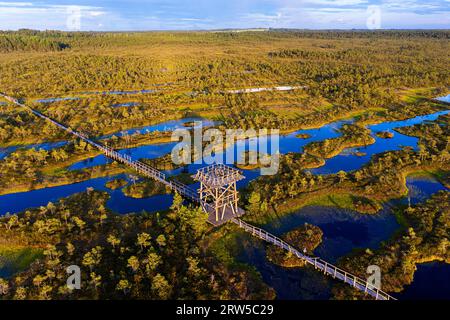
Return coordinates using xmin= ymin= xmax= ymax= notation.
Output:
xmin=243 ymin=113 xmax=450 ymax=219
xmin=0 ymin=32 xmax=69 ymax=52
xmin=0 ymin=191 xmax=273 ymax=300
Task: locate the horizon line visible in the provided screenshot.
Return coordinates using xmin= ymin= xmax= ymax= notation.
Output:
xmin=1 ymin=27 xmax=450 ymax=33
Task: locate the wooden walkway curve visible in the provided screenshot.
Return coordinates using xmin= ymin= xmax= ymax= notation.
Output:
xmin=232 ymin=218 xmax=395 ymax=300
xmin=0 ymin=93 xmax=396 ymax=300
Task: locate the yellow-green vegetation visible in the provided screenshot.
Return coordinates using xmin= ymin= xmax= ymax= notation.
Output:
xmin=142 ymin=154 xmax=183 ymax=171
xmin=243 ymin=113 xmax=450 ymax=223
xmin=0 ymin=140 xmax=98 ymax=194
xmin=103 ymin=131 xmax=174 ymax=150
xmin=206 ymin=225 xmax=276 ymax=299
xmin=356 ymin=99 xmax=446 ymax=127
xmin=287 ymin=152 xmax=326 ymax=170
xmin=105 ymin=179 xmax=128 ymax=190
xmin=296 ymin=133 xmax=311 ymax=139
xmin=0 ymin=246 xmax=43 ymax=279
xmin=406 ymin=169 xmax=450 ymax=188
xmin=0 ymin=131 xmax=189 ymax=196
xmin=376 ymin=131 xmax=394 ymax=139
xmin=303 ymin=124 xmax=375 ymax=159
xmin=0 ymin=159 xmax=128 ymax=196
xmin=167 ymin=173 xmax=196 ymax=185
xmin=0 ymin=30 xmax=448 ymax=200
xmin=1 ymin=30 xmax=449 ymax=147
xmin=0 ymin=29 xmax=449 ymax=300
xmin=235 ymin=151 xmax=270 ymax=170
xmin=122 ymin=179 xmax=168 ymax=199
xmin=266 ymin=224 xmax=323 ymax=268
xmin=353 ymin=151 xmax=367 ymax=157
xmin=398 ymin=87 xmax=447 ymax=104
xmin=301 ymin=194 xmax=382 ymax=215
xmin=333 ymin=191 xmax=450 ymax=299
xmin=182 ymin=122 xmax=197 ymax=127
xmin=0 ymin=191 xmax=273 ymax=299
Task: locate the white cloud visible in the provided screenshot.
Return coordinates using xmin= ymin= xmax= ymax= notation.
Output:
xmin=382 ymin=0 xmax=442 ymax=10
xmin=302 ymin=0 xmax=368 ymax=6
xmin=0 ymin=3 xmax=108 ymax=30
xmin=0 ymin=1 xmax=33 ymax=6
xmin=240 ymin=13 xmax=281 ymax=23
xmin=179 ymin=18 xmax=211 ymax=22
xmin=0 ymin=0 xmax=448 ymax=31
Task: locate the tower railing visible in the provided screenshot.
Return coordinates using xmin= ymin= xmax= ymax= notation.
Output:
xmin=2 ymin=92 xmax=397 ymax=301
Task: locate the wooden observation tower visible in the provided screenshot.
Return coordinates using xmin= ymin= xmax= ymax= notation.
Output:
xmin=193 ymin=164 xmax=246 ymax=226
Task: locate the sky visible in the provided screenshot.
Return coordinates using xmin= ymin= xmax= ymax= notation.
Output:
xmin=0 ymin=0 xmax=449 ymax=31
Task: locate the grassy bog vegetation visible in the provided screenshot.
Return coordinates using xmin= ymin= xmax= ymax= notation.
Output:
xmin=266 ymin=224 xmax=323 ymax=268
xmin=0 ymin=29 xmax=449 ymax=300
xmin=243 ymin=112 xmax=450 ymax=221
xmin=0 ymin=192 xmax=274 ymax=299
xmin=1 ymin=30 xmax=449 ymax=144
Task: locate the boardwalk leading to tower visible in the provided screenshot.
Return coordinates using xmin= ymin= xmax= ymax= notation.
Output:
xmin=0 ymin=92 xmax=396 ymax=300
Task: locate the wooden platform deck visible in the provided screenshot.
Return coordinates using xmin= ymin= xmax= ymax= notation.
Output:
xmin=205 ymin=206 xmax=246 ymax=226
xmin=2 ymin=92 xmax=396 ymax=300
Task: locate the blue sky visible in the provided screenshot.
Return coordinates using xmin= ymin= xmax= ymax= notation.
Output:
xmin=0 ymin=0 xmax=449 ymax=31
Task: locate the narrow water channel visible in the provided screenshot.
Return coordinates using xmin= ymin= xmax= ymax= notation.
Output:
xmin=0 ymin=110 xmax=448 ymax=217
xmin=0 ymin=97 xmax=449 ymax=299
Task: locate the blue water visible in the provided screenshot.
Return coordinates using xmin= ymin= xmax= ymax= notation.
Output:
xmin=100 ymin=117 xmax=218 ymax=139
xmin=111 ymin=102 xmax=140 ymax=108
xmin=406 ymin=175 xmax=449 ymax=205
xmin=35 ymin=97 xmax=80 ymax=104
xmin=396 ymin=262 xmax=450 ymax=300
xmin=68 ymin=142 xmax=178 ymax=171
xmin=0 ymin=107 xmax=449 ymax=299
xmin=1 ymin=111 xmax=448 ymax=217
xmin=153 ymin=119 xmax=348 ymax=190
xmin=0 ymin=117 xmax=215 ymax=161
xmin=436 ymin=94 xmax=450 ymax=103
xmin=266 ymin=206 xmax=400 ymax=263
xmin=0 ymin=141 xmax=68 ymax=160
xmin=0 ymin=174 xmax=172 ymax=215
xmin=311 ymin=110 xmax=449 ymax=175
xmin=159 ymin=111 xmax=447 ymax=187
xmin=237 ymin=173 xmax=448 ymax=300
xmin=236 ymin=234 xmax=332 ymax=300
xmin=0 ymin=146 xmax=18 ymax=160
xmin=236 ymin=205 xmax=400 ymax=300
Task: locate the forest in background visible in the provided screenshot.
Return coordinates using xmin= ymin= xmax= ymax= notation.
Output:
xmin=0 ymin=29 xmax=449 ymax=300
xmin=0 ymin=29 xmax=448 ymax=146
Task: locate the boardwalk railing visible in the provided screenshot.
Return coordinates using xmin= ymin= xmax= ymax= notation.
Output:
xmin=168 ymin=179 xmax=199 ymax=201
xmin=102 ymin=145 xmax=201 ymax=202
xmin=2 ymin=92 xmax=396 ymax=301
xmin=232 ymin=218 xmax=396 ymax=301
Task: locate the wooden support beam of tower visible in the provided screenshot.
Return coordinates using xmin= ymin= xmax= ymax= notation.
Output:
xmin=193 ymin=164 xmax=246 ymax=226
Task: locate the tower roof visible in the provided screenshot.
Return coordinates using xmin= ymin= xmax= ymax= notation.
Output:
xmin=192 ymin=164 xmax=245 ymax=188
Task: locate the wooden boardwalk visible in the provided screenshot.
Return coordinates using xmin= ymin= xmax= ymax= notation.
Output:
xmin=0 ymin=93 xmax=396 ymax=301
xmin=232 ymin=218 xmax=396 ymax=301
